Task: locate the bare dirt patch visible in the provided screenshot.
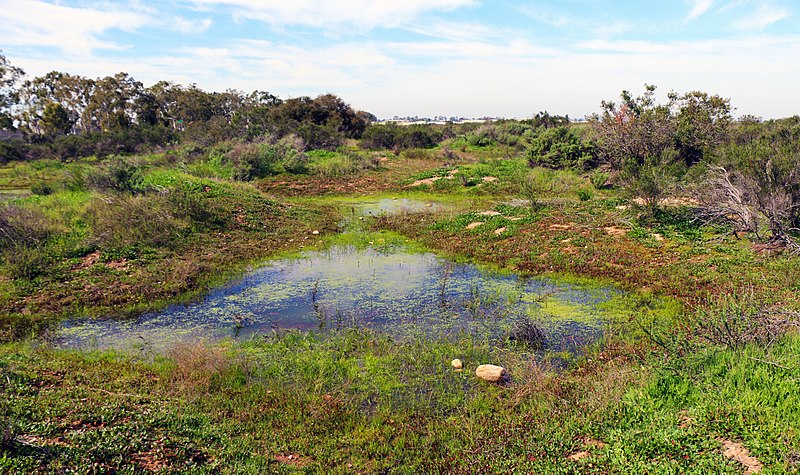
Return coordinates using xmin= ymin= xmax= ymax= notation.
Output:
xmin=275 ymin=453 xmax=311 ymax=467
xmin=568 ymin=451 xmax=591 ymax=461
xmin=721 ymin=439 xmax=763 ymax=474
xmin=548 ymin=223 xmax=575 ymax=230
xmin=72 ymin=250 xmax=101 ymax=271
xmin=603 ymin=226 xmax=628 ymax=237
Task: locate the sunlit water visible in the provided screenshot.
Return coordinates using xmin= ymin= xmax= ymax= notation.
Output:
xmin=59 ymin=246 xmax=620 ymax=354
xmin=357 ymin=198 xmax=448 ymax=216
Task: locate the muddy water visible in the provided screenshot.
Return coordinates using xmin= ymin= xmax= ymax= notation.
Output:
xmin=60 ymin=245 xmax=619 ymax=353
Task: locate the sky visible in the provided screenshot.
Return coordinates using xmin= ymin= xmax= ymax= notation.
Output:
xmin=1 ymin=0 xmax=798 ymax=119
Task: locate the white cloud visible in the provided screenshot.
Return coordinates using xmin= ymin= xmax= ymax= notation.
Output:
xmin=169 ymin=16 xmax=213 ymax=34
xmin=0 ymin=0 xmax=150 ymax=56
xmin=385 ymin=39 xmax=555 ymax=59
xmin=686 ymin=0 xmax=715 ymax=20
xmin=733 ymin=3 xmax=791 ymax=30
xmin=185 ymin=0 xmax=476 ymax=29
xmin=403 ymin=20 xmax=505 ymax=42
xmin=515 ymin=5 xmax=574 ymax=28
xmin=6 ymin=1 xmax=800 ymax=120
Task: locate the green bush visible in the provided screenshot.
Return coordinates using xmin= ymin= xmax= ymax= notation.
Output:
xmin=361 ymin=124 xmax=443 ymax=150
xmin=520 ymin=168 xmax=554 ymax=211
xmin=527 ymin=126 xmax=595 ymax=170
xmin=86 ymin=157 xmax=147 ymax=193
xmin=227 ymin=135 xmax=307 ymax=180
xmin=590 ymin=170 xmax=610 ymax=190
xmin=308 ymin=149 xmax=382 ymax=177
xmin=30 ymin=181 xmax=54 ymax=196
xmin=466 ymin=124 xmax=498 ymax=147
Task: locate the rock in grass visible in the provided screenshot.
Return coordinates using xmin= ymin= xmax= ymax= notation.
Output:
xmin=475 ymin=364 xmax=508 ymax=383
xmin=451 ymin=359 xmax=463 ymax=370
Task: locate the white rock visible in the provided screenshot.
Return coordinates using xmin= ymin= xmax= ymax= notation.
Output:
xmin=475 ymin=364 xmax=508 ymax=383
xmin=312 ymin=230 xmax=320 ymax=235
xmin=451 ymin=359 xmax=463 ymax=370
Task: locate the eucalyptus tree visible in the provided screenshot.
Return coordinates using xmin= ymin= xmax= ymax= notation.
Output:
xmin=82 ymin=72 xmax=144 ymax=132
xmin=0 ymin=52 xmax=25 ymax=130
xmin=18 ymin=71 xmax=95 ymax=134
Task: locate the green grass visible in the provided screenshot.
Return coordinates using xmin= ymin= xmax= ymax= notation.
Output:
xmin=2 ymin=148 xmax=800 ymax=473
xmin=3 ymin=330 xmax=797 ymax=473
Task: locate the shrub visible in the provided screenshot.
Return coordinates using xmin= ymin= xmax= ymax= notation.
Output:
xmin=30 ymin=181 xmax=54 ymax=196
xmin=590 ymin=171 xmax=610 ymax=190
xmin=3 ymin=244 xmax=53 ymax=279
xmin=361 ymin=124 xmax=443 ymax=150
xmin=0 ymin=204 xmax=53 ymax=250
xmin=527 ymin=126 xmax=596 ymax=170
xmin=576 ymin=188 xmax=593 ymax=201
xmin=467 ymin=124 xmax=497 ymax=147
xmin=86 ymin=157 xmax=147 ymax=194
xmin=520 ymin=168 xmax=554 ymax=211
xmin=699 ymin=138 xmax=800 ymax=249
xmin=227 ymin=135 xmax=308 ymax=180
xmin=620 ymin=153 xmax=681 ymax=216
xmin=693 ymin=292 xmax=799 ymax=349
xmin=88 ymin=194 xmax=189 ymax=251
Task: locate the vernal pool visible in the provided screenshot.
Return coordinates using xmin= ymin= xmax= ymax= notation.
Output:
xmin=60 ymin=245 xmax=623 ymax=353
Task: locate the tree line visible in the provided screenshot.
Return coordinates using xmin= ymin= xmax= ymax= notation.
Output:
xmin=0 ymin=52 xmax=375 ymax=160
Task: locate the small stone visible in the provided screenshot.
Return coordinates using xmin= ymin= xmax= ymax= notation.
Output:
xmin=451 ymin=359 xmax=463 ymax=370
xmin=312 ymin=230 xmax=320 ymax=235
xmin=475 ymin=364 xmax=508 ymax=383
xmin=465 ymin=221 xmax=484 ymax=230
xmin=479 ymin=210 xmax=502 ymax=216
xmin=494 ymin=227 xmax=507 ymax=236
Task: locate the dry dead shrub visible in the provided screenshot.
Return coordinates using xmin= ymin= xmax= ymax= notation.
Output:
xmin=698 ymin=138 xmax=800 ymax=252
xmin=168 ymin=342 xmax=230 ymax=394
xmin=694 ymin=291 xmax=800 ymax=349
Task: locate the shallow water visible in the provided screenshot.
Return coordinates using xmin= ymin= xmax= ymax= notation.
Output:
xmin=60 ymin=246 xmax=619 ymax=353
xmin=356 ymin=198 xmax=448 ymax=216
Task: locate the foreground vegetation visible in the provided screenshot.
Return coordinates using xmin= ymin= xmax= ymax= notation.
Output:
xmin=1 ymin=52 xmax=800 ymax=472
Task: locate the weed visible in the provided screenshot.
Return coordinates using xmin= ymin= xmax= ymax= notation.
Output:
xmin=508 ymin=318 xmax=547 ymax=350
xmin=590 ymin=170 xmax=610 ymax=190
xmin=168 ymin=342 xmax=231 ymax=394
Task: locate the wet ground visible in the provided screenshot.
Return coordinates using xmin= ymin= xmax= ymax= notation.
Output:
xmin=60 ymin=245 xmax=619 ymax=354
